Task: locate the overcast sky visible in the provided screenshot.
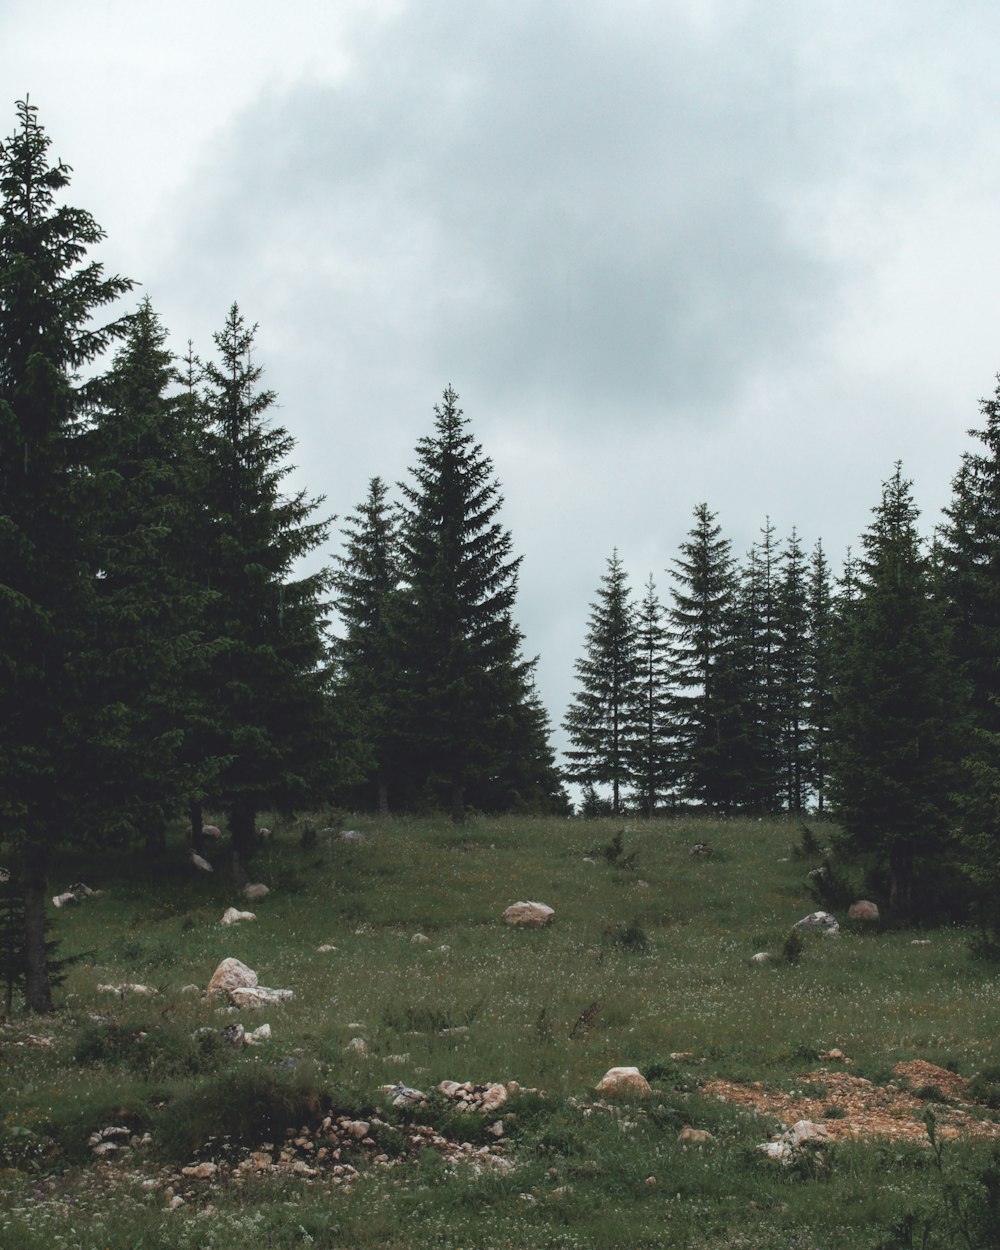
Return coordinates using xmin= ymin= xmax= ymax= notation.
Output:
xmin=5 ymin=0 xmax=1000 ymax=775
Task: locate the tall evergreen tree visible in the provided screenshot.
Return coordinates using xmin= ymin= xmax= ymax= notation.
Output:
xmin=805 ymin=540 xmax=835 ymax=811
xmin=200 ymin=304 xmax=335 ymax=879
xmin=668 ymin=504 xmax=745 ymax=809
xmin=774 ymin=528 xmax=811 ymax=811
xmin=938 ymin=381 xmax=1000 ymax=934
xmin=0 ymin=100 xmax=133 ymax=1011
xmin=331 ymin=476 xmax=403 ymax=814
xmin=739 ymin=520 xmax=783 ymax=810
xmin=630 ymin=575 xmax=675 ymax=816
xmin=396 ymin=386 xmax=554 ymax=819
xmin=88 ymin=297 xmax=218 ymax=854
xmin=564 ymin=550 xmax=639 ymax=816
xmin=829 ymin=465 xmax=966 ymax=917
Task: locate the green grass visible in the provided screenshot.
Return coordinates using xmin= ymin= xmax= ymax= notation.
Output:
xmin=2 ymin=812 xmax=1000 ymax=1248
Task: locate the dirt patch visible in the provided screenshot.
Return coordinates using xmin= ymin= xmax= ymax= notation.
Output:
xmin=703 ymin=1060 xmax=1000 ymax=1143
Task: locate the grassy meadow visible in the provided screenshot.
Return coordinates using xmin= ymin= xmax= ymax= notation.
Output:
xmin=3 ymin=813 xmax=1000 ymax=1249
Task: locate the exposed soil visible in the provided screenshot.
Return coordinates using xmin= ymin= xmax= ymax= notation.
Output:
xmin=703 ymin=1059 xmax=1000 ymax=1143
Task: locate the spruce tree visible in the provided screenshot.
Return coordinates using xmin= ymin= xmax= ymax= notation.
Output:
xmin=331 ymin=476 xmax=403 ymax=813
xmin=0 ymin=100 xmax=133 ymax=1010
xmin=829 ymin=465 xmax=966 ymax=918
xmin=805 ymin=540 xmax=834 ymax=811
xmin=668 ymin=504 xmax=745 ymax=809
xmin=564 ymin=551 xmax=639 ymax=815
xmin=774 ymin=529 xmax=811 ymax=811
xmin=396 ymin=386 xmax=551 ymax=819
xmin=938 ymin=382 xmax=1000 ymax=934
xmin=199 ymin=304 xmax=335 ymax=878
xmin=740 ymin=519 xmax=783 ymax=810
xmin=630 ymin=575 xmax=675 ymax=816
xmin=87 ymin=298 xmax=218 ymax=854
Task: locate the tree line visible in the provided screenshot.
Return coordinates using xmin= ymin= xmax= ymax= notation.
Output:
xmin=0 ymin=101 xmax=562 ymax=1012
xmin=5 ymin=96 xmax=1000 ymax=1014
xmin=564 ymin=444 xmax=1000 ymax=935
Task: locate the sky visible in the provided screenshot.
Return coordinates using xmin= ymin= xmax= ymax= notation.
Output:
xmin=4 ymin=0 xmax=1000 ymax=776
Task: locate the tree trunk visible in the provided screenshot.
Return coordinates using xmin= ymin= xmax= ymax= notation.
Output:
xmin=189 ymin=800 xmax=205 ymax=857
xmin=22 ymin=843 xmax=52 ymax=1014
xmin=144 ymin=819 xmax=167 ymax=857
xmin=889 ymin=845 xmax=914 ymax=920
xmin=450 ymin=779 xmax=465 ymax=824
xmin=229 ymin=796 xmax=257 ymax=887
xmin=376 ymin=774 xmax=389 ymax=817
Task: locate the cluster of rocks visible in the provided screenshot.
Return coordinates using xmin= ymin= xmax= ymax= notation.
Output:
xmin=207 ymin=957 xmax=293 ymax=1009
xmin=153 ymin=1110 xmax=512 ymax=1210
xmin=52 ymin=881 xmax=99 ymax=908
xmin=97 ymin=982 xmax=157 ymax=996
xmin=194 ymin=1022 xmax=271 ymax=1048
xmin=380 ymin=1078 xmax=526 ymax=1114
xmin=757 ymin=1118 xmax=831 ymax=1164
xmin=88 ymin=1125 xmax=151 ymax=1157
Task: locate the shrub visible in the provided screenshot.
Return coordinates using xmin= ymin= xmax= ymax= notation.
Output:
xmin=155 ymin=1058 xmax=329 ymax=1161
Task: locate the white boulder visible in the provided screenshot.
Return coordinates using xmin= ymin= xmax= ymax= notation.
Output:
xmin=595 ymin=1066 xmax=652 ymax=1098
xmin=502 ymin=901 xmax=555 ymax=927
xmin=793 ymin=910 xmax=840 ymax=936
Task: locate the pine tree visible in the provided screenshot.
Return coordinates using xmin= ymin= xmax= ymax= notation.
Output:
xmin=829 ymin=465 xmax=966 ymax=918
xmin=87 ymin=298 xmax=218 ymax=854
xmin=0 ymin=100 xmax=133 ymax=1011
xmin=805 ymin=540 xmax=835 ymax=811
xmin=630 ymin=575 xmax=675 ymax=816
xmin=739 ymin=521 xmax=783 ymax=810
xmin=396 ymin=386 xmax=551 ymax=819
xmin=774 ymin=529 xmax=811 ymax=811
xmin=331 ymin=476 xmax=403 ymax=813
xmin=564 ymin=551 xmax=639 ymax=815
xmin=668 ymin=504 xmax=746 ymax=809
xmin=938 ymin=382 xmax=1000 ymax=934
xmin=199 ymin=304 xmax=335 ymax=878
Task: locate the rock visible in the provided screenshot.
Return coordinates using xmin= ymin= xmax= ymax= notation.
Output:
xmin=223 ymin=1023 xmax=246 ymax=1047
xmin=202 ymin=824 xmax=223 ymax=839
xmin=207 ymin=957 xmax=258 ymax=998
xmin=97 ymin=982 xmax=156 ymax=996
xmin=848 ymin=900 xmax=880 ymax=922
xmin=246 ymin=1023 xmax=272 ymax=1045
xmin=750 ymin=951 xmax=772 ymax=964
xmin=689 ymin=842 xmax=711 ymax=858
xmin=786 ymin=1119 xmax=832 ymax=1147
xmin=221 ymin=907 xmax=256 ymax=925
xmin=677 ymin=1126 xmax=714 ymax=1144
xmin=344 ymin=1120 xmax=370 ymax=1140
xmin=182 ymin=1161 xmax=218 ymax=1179
xmin=411 ymin=933 xmax=430 ymax=944
xmin=381 ymin=1084 xmax=427 ymax=1107
xmin=479 ymin=1083 xmax=508 ymax=1113
xmin=756 ymin=1119 xmax=831 ymax=1164
xmin=190 ymin=852 xmax=213 ymax=872
xmin=594 ymin=1066 xmax=652 ymax=1098
xmin=793 ymin=910 xmax=840 ymax=936
xmin=340 ymin=829 xmax=365 ymax=842
xmin=316 ymin=944 xmax=337 ymax=952
xmin=52 ymin=892 xmax=77 ymax=907
xmin=181 ymin=984 xmax=201 ymax=994
xmin=257 ymin=826 xmax=271 ymax=839
xmin=502 ymin=901 xmax=555 ymax=927
xmin=230 ymin=986 xmax=294 ymax=1009
xmin=347 ymin=1036 xmax=369 ymax=1055
xmin=243 ymin=883 xmax=269 ymax=900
